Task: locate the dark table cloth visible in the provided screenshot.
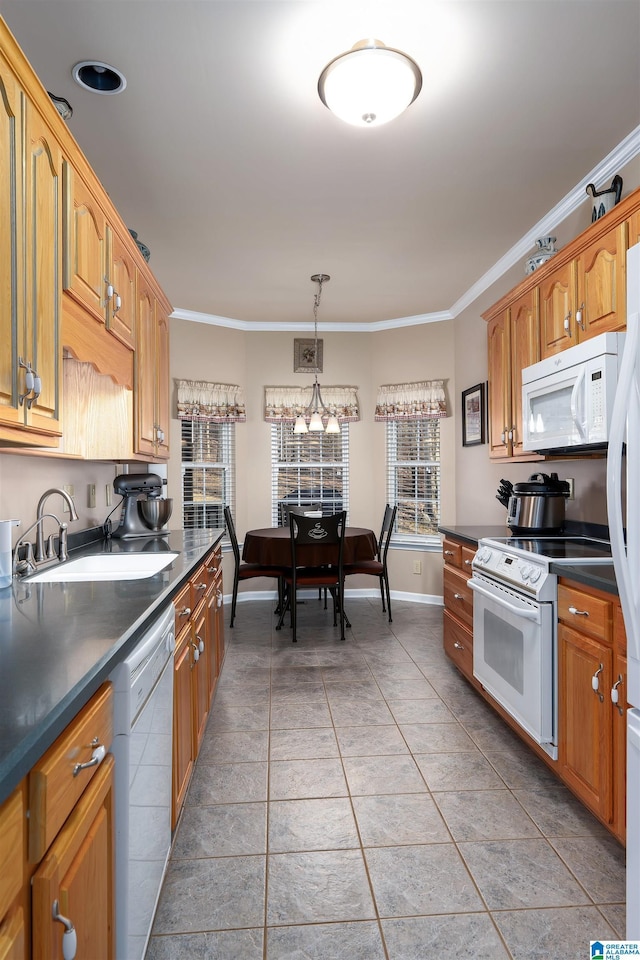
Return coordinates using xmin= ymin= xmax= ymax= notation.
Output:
xmin=243 ymin=526 xmax=377 ymax=567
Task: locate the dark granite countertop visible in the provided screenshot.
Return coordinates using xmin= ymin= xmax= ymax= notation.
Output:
xmin=437 ymin=525 xmax=511 ymax=547
xmin=0 ymin=528 xmax=223 ymax=804
xmin=552 ymin=562 xmax=619 ymax=596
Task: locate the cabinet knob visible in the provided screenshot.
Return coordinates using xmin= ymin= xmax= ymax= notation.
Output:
xmin=576 ymin=302 xmax=585 ymax=330
xmin=453 ymin=641 xmax=465 ymax=650
xmin=52 ymin=901 xmax=77 ymax=960
xmin=463 ymin=559 xmax=472 ymax=566
xmin=444 ymin=550 xmax=454 ymax=556
xmin=568 ymin=605 xmax=589 ymax=617
xmin=196 ymin=581 xmax=207 ymax=592
xmin=563 ymin=311 xmax=572 ymax=335
xmin=453 ymin=593 xmax=464 ymax=600
xmin=612 ymin=675 xmax=624 ymax=715
xmin=592 ymin=663 xmax=604 ymax=702
xmin=178 ymin=606 xmax=191 ymax=618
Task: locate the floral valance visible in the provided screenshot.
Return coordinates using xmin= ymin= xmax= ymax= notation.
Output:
xmin=176 ymin=379 xmax=246 ymax=422
xmin=264 ymin=385 xmax=360 ymax=423
xmin=374 ymin=380 xmax=448 ymax=420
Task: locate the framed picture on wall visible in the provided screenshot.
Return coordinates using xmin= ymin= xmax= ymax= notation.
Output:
xmin=462 ymin=382 xmax=486 ymax=446
xmin=294 ymin=338 xmax=323 ymax=373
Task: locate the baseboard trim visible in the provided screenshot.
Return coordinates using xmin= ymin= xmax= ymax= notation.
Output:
xmin=225 ymin=588 xmax=444 ymax=607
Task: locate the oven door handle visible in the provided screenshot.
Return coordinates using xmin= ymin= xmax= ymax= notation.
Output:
xmin=468 ymin=578 xmax=541 ymax=622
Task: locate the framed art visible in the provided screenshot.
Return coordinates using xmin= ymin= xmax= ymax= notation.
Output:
xmin=294 ymin=338 xmax=323 ymax=373
xmin=462 ymin=382 xmax=486 ymax=446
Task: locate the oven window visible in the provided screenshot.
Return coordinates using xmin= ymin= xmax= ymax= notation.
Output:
xmin=484 ymin=610 xmax=524 ymax=695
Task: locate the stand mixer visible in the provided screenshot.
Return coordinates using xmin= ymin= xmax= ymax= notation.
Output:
xmin=112 ymin=473 xmax=173 ymax=539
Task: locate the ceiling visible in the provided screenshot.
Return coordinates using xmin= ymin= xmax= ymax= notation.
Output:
xmin=3 ymin=1 xmax=640 ymax=328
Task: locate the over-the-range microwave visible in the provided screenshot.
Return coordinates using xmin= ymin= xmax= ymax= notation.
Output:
xmin=522 ymin=331 xmax=625 ymax=454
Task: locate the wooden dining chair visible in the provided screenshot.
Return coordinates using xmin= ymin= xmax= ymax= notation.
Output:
xmin=276 ymin=511 xmax=347 ymax=642
xmin=224 ymin=506 xmax=287 ymax=627
xmin=343 ymin=503 xmax=397 ymax=621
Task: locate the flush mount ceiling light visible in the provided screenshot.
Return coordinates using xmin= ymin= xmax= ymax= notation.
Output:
xmin=72 ymin=60 xmax=127 ymax=95
xmin=294 ymin=274 xmax=340 ymax=435
xmin=318 ymin=38 xmax=422 ymax=127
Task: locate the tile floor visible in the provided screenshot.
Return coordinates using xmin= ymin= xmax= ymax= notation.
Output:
xmin=147 ymin=597 xmax=626 ymax=960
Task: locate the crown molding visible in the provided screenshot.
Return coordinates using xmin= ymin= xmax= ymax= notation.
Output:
xmin=171 ymin=125 xmax=640 ymax=333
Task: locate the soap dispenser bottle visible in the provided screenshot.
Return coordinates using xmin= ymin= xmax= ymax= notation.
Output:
xmin=0 ymin=519 xmax=20 ymax=588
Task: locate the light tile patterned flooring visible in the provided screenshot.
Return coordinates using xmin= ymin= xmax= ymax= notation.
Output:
xmin=147 ymin=597 xmax=626 ymax=960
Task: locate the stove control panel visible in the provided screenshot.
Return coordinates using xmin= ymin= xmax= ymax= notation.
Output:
xmin=472 ymin=544 xmax=554 ymax=599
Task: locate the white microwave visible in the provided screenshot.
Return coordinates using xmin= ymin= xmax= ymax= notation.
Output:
xmin=522 ymin=332 xmax=625 ymax=454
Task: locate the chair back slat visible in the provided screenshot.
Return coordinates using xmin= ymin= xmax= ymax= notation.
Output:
xmin=289 ymin=511 xmax=346 ymax=569
xmin=223 ymin=506 xmax=241 ymax=567
xmin=379 ymin=504 xmax=397 ymax=562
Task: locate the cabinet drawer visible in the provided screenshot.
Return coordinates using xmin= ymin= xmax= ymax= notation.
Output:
xmin=443 ymin=610 xmax=473 ymax=680
xmin=29 ymin=683 xmax=113 ymax=862
xmin=174 ymin=582 xmax=192 ymax=633
xmin=461 ymin=545 xmax=476 ymax=573
xmin=442 ymin=538 xmax=462 ymax=569
xmin=190 ymin=562 xmax=209 ymax=609
xmin=558 ymin=583 xmax=613 ymax=643
xmin=443 ymin=566 xmax=473 ymax=629
xmin=0 ymin=788 xmax=23 ymax=919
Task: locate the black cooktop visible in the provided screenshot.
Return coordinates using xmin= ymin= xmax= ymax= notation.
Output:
xmin=499 ymin=536 xmax=613 ymax=562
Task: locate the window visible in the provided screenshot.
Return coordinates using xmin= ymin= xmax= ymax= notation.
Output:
xmin=386 ymin=419 xmax=441 ymax=541
xmin=271 ymin=422 xmax=349 ymax=525
xmin=181 ymin=419 xmax=235 ymax=529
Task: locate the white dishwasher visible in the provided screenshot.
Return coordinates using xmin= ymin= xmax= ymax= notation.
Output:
xmin=110 ymin=603 xmax=175 ymax=960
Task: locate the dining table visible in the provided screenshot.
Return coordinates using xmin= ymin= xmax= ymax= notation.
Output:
xmin=242 ymin=525 xmax=378 ymax=568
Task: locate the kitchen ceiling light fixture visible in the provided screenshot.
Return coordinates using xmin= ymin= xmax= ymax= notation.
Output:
xmin=294 ymin=274 xmax=340 ymax=435
xmin=72 ymin=60 xmax=127 ymax=95
xmin=318 ymin=39 xmax=422 ymax=127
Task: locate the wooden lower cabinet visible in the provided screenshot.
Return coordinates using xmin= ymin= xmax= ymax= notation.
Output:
xmin=172 ymin=626 xmax=195 ymax=829
xmin=558 ymin=623 xmax=613 ymax=823
xmin=442 ymin=536 xmax=476 ymax=686
xmin=0 ymin=907 xmax=25 ymax=960
xmin=31 ymin=757 xmax=115 ymax=960
xmin=192 ymin=602 xmax=210 ymax=756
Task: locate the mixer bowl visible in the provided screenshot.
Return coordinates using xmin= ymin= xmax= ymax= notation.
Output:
xmin=139 ymin=498 xmax=173 ymax=531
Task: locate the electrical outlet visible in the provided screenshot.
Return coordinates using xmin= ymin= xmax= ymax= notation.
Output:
xmin=62 ymin=484 xmax=74 ymax=514
xmin=87 ymin=483 xmax=96 ymax=509
xmin=413 ymin=560 xmax=422 ymax=575
xmin=566 ymin=478 xmax=575 ymax=500
xmin=105 ymin=484 xmax=112 ymax=506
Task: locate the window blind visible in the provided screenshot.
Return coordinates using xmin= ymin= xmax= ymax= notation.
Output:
xmin=270 ymin=422 xmax=350 ymax=525
xmin=386 ymin=419 xmax=441 ymax=539
xmin=181 ymin=419 xmax=235 ymax=530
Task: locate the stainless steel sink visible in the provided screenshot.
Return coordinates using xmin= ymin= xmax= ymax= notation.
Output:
xmin=26 ymin=553 xmax=180 ymax=582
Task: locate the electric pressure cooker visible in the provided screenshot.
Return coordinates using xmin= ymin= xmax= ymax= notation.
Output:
xmin=506 ymin=472 xmax=570 ymax=534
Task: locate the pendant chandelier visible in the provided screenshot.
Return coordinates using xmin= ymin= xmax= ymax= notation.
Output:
xmin=318 ymin=39 xmax=422 ymax=128
xmin=294 ymin=274 xmax=340 ymax=435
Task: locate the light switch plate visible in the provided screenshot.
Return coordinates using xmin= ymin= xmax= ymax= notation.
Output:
xmin=87 ymin=483 xmax=96 ymax=508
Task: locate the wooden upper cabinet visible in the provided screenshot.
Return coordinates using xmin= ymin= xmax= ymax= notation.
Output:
xmin=575 ymin=222 xmax=627 ymax=341
xmin=628 ymin=210 xmax=640 ymax=250
xmin=62 ymin=162 xmax=108 ymax=326
xmin=487 ymin=310 xmax=511 ymax=458
xmin=134 ymin=272 xmax=170 ymax=460
xmin=509 ymin=287 xmax=539 ymax=458
xmin=539 ymin=259 xmax=575 ymax=359
xmin=106 ymin=226 xmax=136 ymax=349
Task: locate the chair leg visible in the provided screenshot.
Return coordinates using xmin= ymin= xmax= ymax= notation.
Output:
xmin=291 ymin=584 xmax=297 ymax=642
xmin=383 ymin=574 xmax=392 ymax=622
xmin=276 ymin=585 xmax=289 ymax=630
xmin=230 ymin=574 xmax=239 ymax=627
xmin=379 ymin=576 xmax=386 ymax=613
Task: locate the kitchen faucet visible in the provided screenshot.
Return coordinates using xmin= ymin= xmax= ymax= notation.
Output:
xmin=34 ymin=488 xmax=79 ymax=562
xmin=13 ymin=513 xmax=67 ymax=576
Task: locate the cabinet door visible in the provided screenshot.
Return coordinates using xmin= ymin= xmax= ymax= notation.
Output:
xmin=539 ymin=260 xmax=575 ymax=358
xmin=487 ymin=310 xmax=511 ymax=458
xmin=0 ymin=56 xmax=23 ymax=433
xmin=106 ymin=227 xmax=135 ymax=349
xmin=558 ymin=624 xmax=613 ymax=823
xmin=575 ymin=223 xmax=627 ymax=340
xmin=191 ymin=605 xmax=210 ymax=754
xmin=62 ymin=162 xmax=108 ymax=326
xmin=31 ymin=756 xmax=114 ymax=960
xmin=509 ymin=288 xmax=539 ymax=458
xmin=0 ymin=908 xmax=25 ymax=960
xmin=172 ymin=631 xmax=193 ymax=829
xmin=134 ymin=274 xmax=157 ymax=457
xmin=22 ymin=102 xmax=62 ymax=438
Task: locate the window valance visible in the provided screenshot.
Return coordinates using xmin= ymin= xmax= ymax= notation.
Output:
xmin=264 ymin=385 xmax=360 ymax=423
xmin=176 ymin=379 xmax=246 ymax=422
xmin=374 ymin=380 xmax=448 ymax=420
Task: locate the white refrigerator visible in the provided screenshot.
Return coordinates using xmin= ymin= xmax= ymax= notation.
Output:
xmin=607 ymin=240 xmax=640 ymax=939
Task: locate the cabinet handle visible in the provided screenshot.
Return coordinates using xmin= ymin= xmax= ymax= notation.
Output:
xmin=190 ymin=640 xmax=200 ymax=663
xmin=453 ymin=593 xmax=464 ymax=600
xmin=563 ymin=311 xmax=572 ymax=335
xmin=444 ymin=550 xmax=454 ymax=557
xmin=72 ymin=741 xmax=106 ymax=777
xmin=612 ymin=674 xmax=624 ymax=715
xmin=207 ymin=565 xmax=218 ymax=574
xmin=195 ymin=582 xmax=207 ymax=592
xmin=196 ymin=633 xmax=205 ymax=654
xmin=592 ymin=663 xmax=604 ymax=702
xmin=576 ymin=302 xmax=585 ymax=330
xmin=52 ymin=901 xmax=77 ymax=960
xmin=464 ymin=559 xmax=472 ymax=566
xmin=217 ymin=589 xmax=223 ymax=608
xmin=568 ymin=605 xmax=589 ymax=617
xmin=177 ymin=606 xmax=191 ymax=618
xmin=113 ymin=291 xmax=122 ymax=313
xmin=453 ymin=641 xmax=465 ymax=650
